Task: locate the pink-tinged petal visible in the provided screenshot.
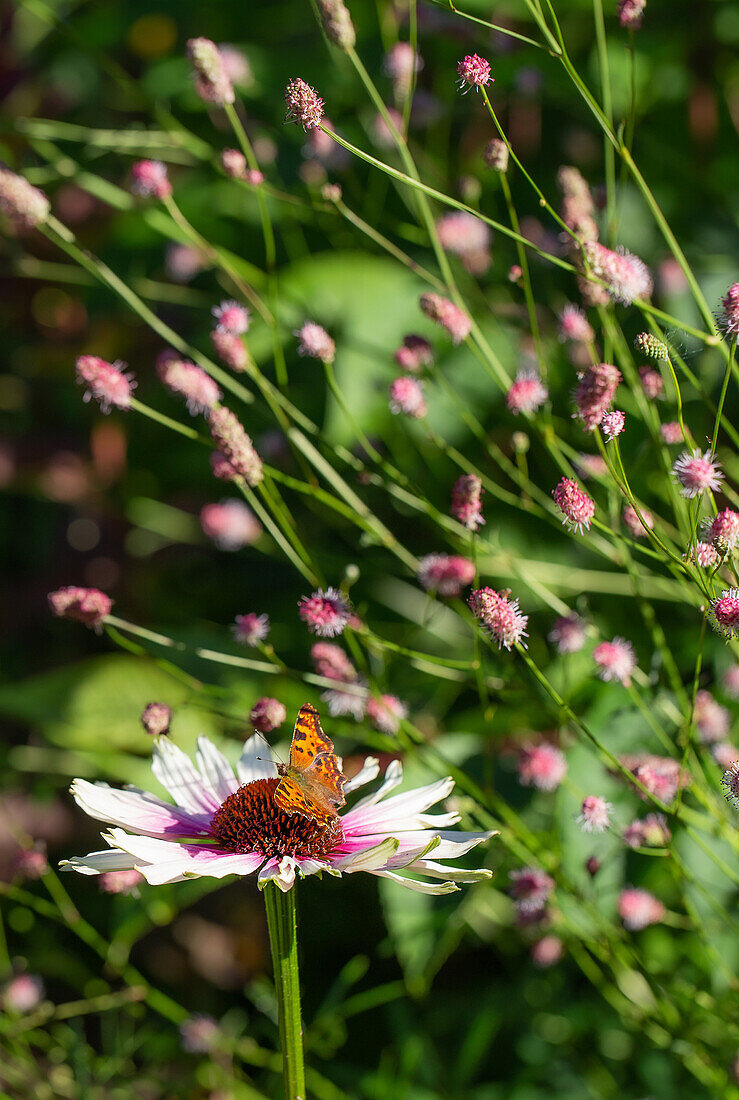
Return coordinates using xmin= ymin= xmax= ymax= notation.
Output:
xmin=195 ymin=737 xmax=240 ymax=802
xmin=350 ymin=760 xmax=404 ymax=810
xmin=343 ymin=796 xmax=458 ymax=836
xmin=71 ymin=779 xmax=211 ymax=839
xmin=407 ymin=859 xmax=492 ymax=882
xmin=237 ymin=734 xmax=277 ymax=784
xmin=399 ymin=829 xmax=497 ymax=860
xmin=152 ymin=738 xmax=220 ymax=814
xmin=102 ymin=828 xmax=218 ymax=863
xmin=345 ymin=776 xmax=454 ymax=831
xmin=294 ymin=857 xmax=339 ymax=878
xmin=344 ymin=757 xmax=381 ymax=794
xmin=371 ymin=869 xmax=459 ymax=894
xmin=258 ymin=856 xmax=296 ymax=892
xmin=332 ymin=837 xmax=400 ymax=873
xmin=60 ymin=849 xmax=139 ymax=876
xmin=142 ymin=851 xmax=263 ymax=885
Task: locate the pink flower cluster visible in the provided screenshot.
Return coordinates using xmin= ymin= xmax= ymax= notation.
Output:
xmin=394 ymin=334 xmax=433 ymax=373
xmin=517 ymin=742 xmax=567 ymax=791
xmin=157 ymin=351 xmax=221 ymax=415
xmin=552 ymin=477 xmax=595 ymax=533
xmin=418 ymin=554 xmax=475 ymax=597
xmin=593 ymin=637 xmax=636 ymax=685
xmin=389 ymin=376 xmax=427 ymax=419
xmin=469 ymin=587 xmax=528 ymax=649
xmin=298 ymin=587 xmax=351 ymax=637
xmin=574 ymin=362 xmax=622 ymax=432
xmin=48 ymin=586 xmax=112 ymax=628
xmin=451 ymin=474 xmax=485 ymax=531
xmin=419 ymin=293 xmax=471 ymax=344
xmin=232 ymin=612 xmax=270 ymax=647
xmin=295 ymin=321 xmax=335 ymax=363
xmin=506 ymin=369 xmax=548 ymax=415
xmin=311 ymin=642 xmax=367 ymax=719
xmin=76 ymin=355 xmax=136 ymax=413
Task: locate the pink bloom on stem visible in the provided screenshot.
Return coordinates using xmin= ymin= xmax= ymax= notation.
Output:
xmin=3 ymin=975 xmax=44 ymax=1014
xmin=221 ymin=149 xmax=246 ymax=178
xmin=574 ymin=362 xmax=622 ymax=431
xmin=394 ymin=334 xmax=433 ymax=373
xmin=575 ymin=453 xmax=608 ymax=480
xmin=509 ymin=867 xmax=554 ymax=913
xmin=713 ymin=743 xmax=739 ymax=769
xmin=622 ymin=503 xmax=654 ymax=539
xmin=245 ymin=168 xmax=264 ymax=186
xmin=549 ymin=612 xmax=586 ymax=654
xmin=311 ymin=642 xmax=368 ymax=719
xmin=517 ymin=742 xmax=567 ymax=791
xmin=690 ymin=541 xmax=720 ymax=569
xmin=285 ymin=78 xmax=325 ymax=130
xmin=623 ymin=813 xmax=671 ymax=848
xmin=250 ymin=697 xmax=287 ymax=734
xmin=709 ymin=589 xmax=739 ymax=640
xmin=600 ymin=410 xmax=625 ymax=441
xmin=436 ymin=212 xmax=491 ymax=274
xmin=451 ymin=474 xmax=485 ymax=531
xmin=718 ymin=282 xmax=739 ymax=341
xmin=702 ymin=508 xmax=739 ymax=551
xmin=508 ymin=264 xmax=523 ymax=284
xmin=207 ymin=407 xmax=263 ymax=487
xmin=295 ymin=321 xmax=336 ymax=363
xmin=0 ymin=168 xmax=50 ymax=230
xmin=418 ymin=554 xmax=475 ymax=597
xmin=212 ymin=300 xmax=250 ymax=335
xmin=141 ymin=703 xmax=172 ymax=738
xmin=639 ymin=366 xmax=664 ymax=399
xmin=211 ymin=329 xmax=248 ymax=372
xmin=672 ymin=449 xmax=723 ymax=498
xmin=371 ymin=108 xmax=403 ymax=149
xmin=618 ymin=887 xmax=664 ymax=931
xmin=233 ymin=613 xmax=270 ymax=647
xmin=298 ymin=587 xmax=350 ymax=637
xmin=722 ymin=665 xmax=739 ymax=699
xmin=187 ymin=38 xmax=234 ymax=106
xmin=552 ymin=477 xmax=595 ymax=534
xmin=577 ymin=795 xmax=613 ymax=833
xmin=419 ymin=292 xmax=471 ymax=344
xmin=620 ymin=755 xmax=687 ymax=802
xmin=618 ymin=0 xmax=646 ymax=27
xmin=722 ymin=761 xmax=739 ymax=806
xmin=11 ymin=843 xmax=48 ymax=881
xmin=389 ymin=376 xmax=427 ymax=419
xmin=367 ymin=694 xmax=408 ymax=735
xmin=76 ymin=355 xmax=136 ymax=413
xmin=311 ymin=641 xmax=356 ymax=681
xmin=456 ymin=54 xmax=492 ymax=91
xmin=200 ymin=500 xmax=261 ymax=551
xmin=384 ymin=42 xmax=422 ymax=99
xmin=469 ymin=587 xmax=528 ymax=650
xmin=49 ymin=586 xmax=112 ymax=628
xmin=157 ymin=354 xmax=221 ymax=415
xmin=531 ymin=936 xmax=563 ymax=968
xmin=130 ymin=160 xmax=172 ymax=200
xmin=506 ymin=369 xmax=548 ymax=415
xmin=583 ymin=241 xmax=653 ymax=304
xmin=660 ymin=421 xmax=683 ymax=444
xmin=593 ymin=637 xmax=636 ymax=685
xmin=693 ymin=689 xmax=730 ymax=743
xmin=558 ymin=304 xmax=594 ymax=344
xmin=98 ymin=869 xmax=144 ymax=894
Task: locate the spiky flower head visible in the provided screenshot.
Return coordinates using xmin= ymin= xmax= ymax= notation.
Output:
xmin=689 ymin=541 xmax=720 ymax=569
xmin=618 ymin=887 xmax=664 ymax=930
xmin=593 ymin=637 xmax=636 ymax=685
xmin=48 ymin=586 xmax=112 ymax=628
xmin=200 ymin=500 xmax=261 ymax=550
xmin=574 ymin=362 xmax=622 ymax=431
xmin=671 ymin=449 xmax=723 ymax=498
xmin=419 ymin=293 xmax=471 ymax=344
xmin=394 ymin=334 xmax=433 ymax=373
xmin=600 ymin=410 xmax=625 ymax=442
xmin=250 ymin=697 xmax=287 ymax=734
xmin=295 ymin=321 xmax=335 ymax=363
xmin=211 ymin=329 xmax=248 ymax=371
xmin=722 ymin=761 xmax=739 ymax=807
xmin=618 ymin=0 xmax=646 ymax=26
xmin=298 ymin=587 xmax=351 ymax=637
xmin=548 ymin=612 xmax=586 ymax=654
xmin=207 ymin=406 xmax=263 ymax=487
xmin=634 ymin=332 xmax=668 ymax=360
xmin=451 ymin=474 xmax=485 ymax=531
xmin=702 ymin=508 xmax=739 ymax=551
xmin=558 ymin=303 xmax=594 ymax=344
xmin=483 ymin=138 xmax=508 ymax=171
xmin=577 ymin=795 xmax=613 ymax=833
xmin=418 ymin=554 xmax=475 ymax=597
xmin=0 ymin=168 xmax=50 ymax=230
xmin=285 ymin=78 xmax=325 ymax=130
xmin=187 ymin=38 xmax=234 ymax=105
xmin=509 ymin=867 xmax=554 ymax=913
xmin=583 ymin=241 xmax=653 ymax=305
xmin=456 ymin=54 xmax=492 ymax=92
xmin=157 ymin=354 xmax=221 ymax=416
xmin=221 ymin=149 xmax=246 ymax=178
xmin=718 ymin=283 xmax=739 ymax=341
xmin=506 ymin=369 xmax=548 ymax=415
xmin=76 ymin=355 xmax=136 ymax=413
xmin=141 ymin=703 xmax=172 ymax=738
xmin=367 ymin=694 xmax=408 ymax=735
xmin=389 ymin=376 xmax=427 ymax=419
xmin=232 ymin=612 xmax=270 ymax=647
xmin=316 ymin=0 xmax=356 ymax=51
xmin=639 ymin=366 xmax=664 ymax=399
xmin=622 ymin=503 xmax=654 ymax=539
xmin=130 ymin=160 xmax=172 ymax=200
xmin=212 ymin=300 xmax=250 ymax=335
xmin=709 ymin=589 xmax=739 ymax=640
xmin=469 ymin=586 xmax=528 ymax=650
xmin=660 ymin=421 xmax=683 ymax=444
xmin=552 ymin=477 xmax=595 ymax=533
xmin=517 ymin=743 xmax=567 ymax=791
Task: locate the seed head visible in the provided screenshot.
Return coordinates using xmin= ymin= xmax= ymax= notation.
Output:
xmin=709 ymin=589 xmax=739 ymax=640
xmin=210 ymin=451 xmax=239 ymax=481
xmin=232 ymin=612 xmax=270 ymax=647
xmin=618 ymin=0 xmax=646 ymax=26
xmin=634 ymin=332 xmax=668 ymax=359
xmin=622 ymin=504 xmax=654 ymax=539
xmin=583 ymin=241 xmax=653 ymax=305
xmin=48 ymin=586 xmax=112 ymax=628
xmin=250 ymin=697 xmax=287 ymax=734
xmin=295 ymin=321 xmax=335 ymax=363
xmin=76 ymin=355 xmax=136 ymax=413
xmin=600 ymin=410 xmax=625 ymax=441
xmin=639 ymin=366 xmax=664 ymax=399
xmin=552 ymin=477 xmax=595 ymax=533
xmin=0 ymin=168 xmax=50 ymax=230
xmin=212 ymin=300 xmax=250 ymax=335
xmin=207 ymin=407 xmax=263 ymax=487
xmin=451 ymin=474 xmax=485 ymax=531
xmin=210 ymin=330 xmax=248 ymax=372
xmin=574 ymin=362 xmax=622 ymax=432
xmin=366 ymin=694 xmax=408 ymax=734
xmin=506 ymin=369 xmax=548 ymax=415
xmin=484 ymin=138 xmax=509 ymax=171
xmin=548 ymin=612 xmax=586 ymax=654
xmin=660 ymin=421 xmax=682 ymax=444
xmin=316 ymin=0 xmax=356 ymax=51
xmin=558 ymin=303 xmax=594 ymax=344
xmin=221 ymin=149 xmax=246 ymax=178
xmin=418 ymin=554 xmax=475 ymax=597
xmin=593 ymin=637 xmax=636 ymax=685
xmin=456 ymin=54 xmax=492 ymax=92
xmin=577 ymin=795 xmax=613 ymax=833
xmin=394 ymin=334 xmax=433 ymax=373
xmin=157 ymin=354 xmax=221 ymax=415
xmin=618 ymin=887 xmax=664 ymax=931
xmin=187 ymin=37 xmax=234 ymax=106
xmin=285 ymin=78 xmax=325 ymax=130
xmin=517 ymin=742 xmax=567 ymax=791
xmin=141 ymin=702 xmax=172 ymax=737
xmin=298 ymin=587 xmax=350 ymax=637
xmin=200 ymin=500 xmax=261 ymax=550
xmin=469 ymin=586 xmax=528 ymax=649
xmin=722 ymin=761 xmax=739 ymax=806
xmin=130 ymin=160 xmax=172 ymax=200
xmin=672 ymin=449 xmax=722 ymax=498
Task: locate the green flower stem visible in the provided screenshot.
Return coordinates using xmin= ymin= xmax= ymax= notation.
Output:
xmin=333 ymin=197 xmax=445 ymax=291
xmin=591 ymin=0 xmax=616 ymax=240
xmin=427 ymin=0 xmax=552 ymax=50
xmin=498 ymin=171 xmax=543 ymax=371
xmin=709 ymin=339 xmax=735 ymax=458
xmin=129 ymin=398 xmax=209 ymax=444
xmin=263 ymin=883 xmax=306 ymax=1100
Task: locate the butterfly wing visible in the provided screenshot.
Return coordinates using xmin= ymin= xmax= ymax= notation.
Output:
xmin=274 ymin=776 xmax=337 ymax=828
xmin=303 ymin=752 xmax=347 ymax=810
xmin=289 ymin=703 xmax=335 ymax=770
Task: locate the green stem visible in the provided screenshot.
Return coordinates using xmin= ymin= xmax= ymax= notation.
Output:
xmin=263 ymin=883 xmax=306 ymax=1100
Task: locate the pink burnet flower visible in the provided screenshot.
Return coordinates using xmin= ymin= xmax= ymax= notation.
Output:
xmin=210 ymin=329 xmax=248 ymax=372
xmin=660 ymin=421 xmax=683 ymax=444
xmin=321 ymin=183 xmax=342 ymax=203
xmin=469 ymin=587 xmax=528 ymax=650
xmin=722 ymin=761 xmax=739 ymax=806
xmin=622 ymin=503 xmax=654 ymax=539
xmin=384 ymin=42 xmax=423 ymax=100
xmin=285 ymin=78 xmax=325 ymax=130
xmin=208 ymin=406 xmax=263 ymax=487
xmin=618 ymin=753 xmax=688 ymax=802
xmin=702 ymin=508 xmax=739 ymax=551
xmin=618 ymin=887 xmax=665 ymax=931
xmin=166 ymin=242 xmax=205 ymax=283
xmin=723 ymin=665 xmax=739 ymax=699
xmin=552 ymin=477 xmax=595 ymax=534
xmin=593 ymin=637 xmax=636 ymax=686
xmin=49 ymin=586 xmax=112 ymax=629
xmin=577 ymin=796 xmax=613 ymax=833
xmin=709 ymin=589 xmax=739 ymax=640
xmin=233 ymin=612 xmax=270 ymax=647
xmin=212 ymin=300 xmax=250 ymax=336
xmin=0 ymin=168 xmax=50 ymax=231
xmin=600 ymin=410 xmax=625 ymax=442
xmin=618 ymin=0 xmax=646 ymax=27
xmin=509 ymin=867 xmax=554 ymax=913
xmin=3 ymin=974 xmax=45 ymax=1014
xmin=672 ymin=449 xmax=723 ymax=498
xmin=718 ymin=282 xmax=739 ymax=342
xmin=312 ymin=641 xmax=356 ymax=682
xmin=419 ymin=292 xmax=471 ymax=345
xmin=156 ymin=354 xmax=221 ymax=416
xmin=456 ymin=54 xmax=492 ymax=92
xmin=573 ymin=362 xmax=622 ymax=432
xmin=483 ymin=138 xmax=509 ymax=172
xmin=418 ymin=554 xmax=475 ymax=597
xmin=531 ymin=935 xmax=564 ymax=968
xmin=506 ymin=369 xmax=548 ymax=415
xmin=508 ymin=264 xmax=523 ymax=284
xmin=98 ymin=868 xmax=144 ymax=894
xmin=436 ymin=212 xmax=491 ymax=259
xmin=558 ymin=304 xmax=594 ymax=344
xmin=62 ymin=735 xmax=493 ymax=894
xmin=181 ymin=1014 xmax=220 ymax=1054
xmin=389 ymin=376 xmax=427 ymax=419
xmin=187 ymin=38 xmax=234 ymax=106
xmin=130 ymin=160 xmax=172 ymax=200
xmin=548 ymin=612 xmax=587 ymax=654
xmin=639 ymin=366 xmax=664 ymax=400
xmin=298 ymin=587 xmax=351 ymax=637
xmin=245 ymin=168 xmax=265 ymax=186
xmin=221 ymin=149 xmax=247 ymax=178
xmin=367 ymin=694 xmax=408 ymax=735
xmin=583 ymin=241 xmax=653 ymax=305
xmin=693 ymin=689 xmax=730 ymax=743
xmin=75 ymin=355 xmax=136 ymax=413
xmin=311 ymin=642 xmax=368 ymax=720
xmin=316 ymin=0 xmax=356 ymax=50
xmin=394 ymin=334 xmax=433 ymax=373
xmin=200 ymin=500 xmax=261 ymax=551
xmin=11 ymin=842 xmax=48 ymax=881
xmin=517 ymin=742 xmax=567 ymax=791
xmin=218 ymin=46 xmax=253 ymax=90
xmin=451 ymin=474 xmax=485 ymax=531
xmin=250 ymin=697 xmax=287 ymax=734
xmin=295 ymin=321 xmax=335 ymax=363
xmin=689 ymin=541 xmax=720 ymax=569
xmin=715 ymin=742 xmax=739 ymax=770
xmin=575 ymin=453 xmax=608 ymax=480
xmin=623 ymin=813 xmax=671 ymax=849
xmin=141 ymin=703 xmax=172 ymax=738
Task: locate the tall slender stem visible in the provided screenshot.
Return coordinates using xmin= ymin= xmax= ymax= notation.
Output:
xmin=263 ymin=883 xmax=306 ymax=1100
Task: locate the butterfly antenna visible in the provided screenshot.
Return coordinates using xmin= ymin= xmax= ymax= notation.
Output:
xmin=252 ymin=727 xmax=285 ymax=767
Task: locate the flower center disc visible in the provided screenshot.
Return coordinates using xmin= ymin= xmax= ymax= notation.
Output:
xmin=210 ymin=778 xmax=343 ymax=860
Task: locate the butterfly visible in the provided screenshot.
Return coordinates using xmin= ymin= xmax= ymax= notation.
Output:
xmin=274 ymin=703 xmax=347 ymax=828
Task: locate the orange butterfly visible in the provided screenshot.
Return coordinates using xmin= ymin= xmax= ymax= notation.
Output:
xmin=274 ymin=703 xmax=347 ymax=828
